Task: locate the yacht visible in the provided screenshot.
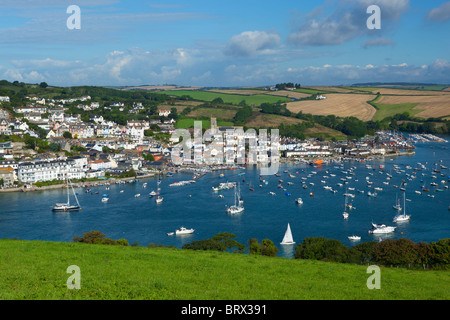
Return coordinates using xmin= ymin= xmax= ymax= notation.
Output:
xmin=175 ymin=227 xmax=194 ymax=235
xmin=280 ymin=223 xmax=295 ymax=245
xmin=348 ymin=235 xmax=361 ymax=241
xmin=368 ymin=223 xmax=396 ymax=234
xmin=393 ymin=194 xmax=402 ymax=211
xmin=52 ymin=179 xmax=81 ymax=212
xmin=393 ymin=193 xmax=410 ymax=222
xmin=226 ymin=182 xmax=244 ymax=214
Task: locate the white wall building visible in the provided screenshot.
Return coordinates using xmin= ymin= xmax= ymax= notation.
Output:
xmin=18 ymin=160 xmax=85 ymax=183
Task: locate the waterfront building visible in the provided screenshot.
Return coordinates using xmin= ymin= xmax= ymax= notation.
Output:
xmin=17 ymin=159 xmax=85 ymax=184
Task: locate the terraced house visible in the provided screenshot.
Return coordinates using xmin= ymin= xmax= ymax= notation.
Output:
xmin=17 ymin=159 xmax=85 ymax=184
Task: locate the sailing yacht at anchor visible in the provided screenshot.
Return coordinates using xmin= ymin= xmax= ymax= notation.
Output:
xmin=280 ymin=223 xmax=295 ymax=245
xmin=52 ymin=179 xmax=81 ymax=212
xmin=226 ymin=182 xmax=244 ymax=214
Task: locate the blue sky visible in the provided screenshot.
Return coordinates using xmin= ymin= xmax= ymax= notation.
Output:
xmin=0 ymin=0 xmax=449 ymax=87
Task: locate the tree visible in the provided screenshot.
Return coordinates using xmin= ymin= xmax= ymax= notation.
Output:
xmin=63 ymin=131 xmax=72 ymax=139
xmin=248 ymin=238 xmax=261 ymax=255
xmin=143 ymin=153 xmax=155 ymax=161
xmin=372 ymin=239 xmax=419 ymax=267
xmin=294 ymin=237 xmax=349 ymax=262
xmin=260 ymin=239 xmax=279 ymax=257
xmin=182 ymin=232 xmax=245 ymax=253
xmin=72 ymin=230 xmax=106 ymax=244
xmin=211 ymin=232 xmax=245 ymax=253
xmin=39 ymin=82 xmax=48 ymax=88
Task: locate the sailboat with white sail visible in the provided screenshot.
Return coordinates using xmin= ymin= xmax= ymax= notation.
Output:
xmin=156 ymin=179 xmax=163 ymax=204
xmin=226 ymin=182 xmax=244 ymax=214
xmin=342 ymin=192 xmax=349 ymax=219
xmin=52 ymin=179 xmax=81 ymax=212
xmin=393 ymin=193 xmax=402 ymax=211
xmin=280 ymin=223 xmax=295 ymax=245
xmin=393 ymin=193 xmax=410 ymax=222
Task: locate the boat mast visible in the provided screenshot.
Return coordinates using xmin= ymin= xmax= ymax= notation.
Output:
xmin=66 ymin=177 xmax=70 ymax=205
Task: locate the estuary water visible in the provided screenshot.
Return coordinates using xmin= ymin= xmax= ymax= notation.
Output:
xmin=0 ymin=138 xmax=449 ymax=258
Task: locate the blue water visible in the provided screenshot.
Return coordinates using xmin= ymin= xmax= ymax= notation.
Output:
xmin=0 ymin=138 xmax=449 ymax=258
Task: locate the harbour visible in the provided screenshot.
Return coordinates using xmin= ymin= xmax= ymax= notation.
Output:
xmin=0 ymin=137 xmax=449 ymax=258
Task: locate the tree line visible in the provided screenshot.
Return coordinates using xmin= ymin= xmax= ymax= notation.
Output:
xmin=72 ymin=231 xmax=450 ymax=270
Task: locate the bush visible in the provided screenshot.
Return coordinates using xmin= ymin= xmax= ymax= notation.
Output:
xmin=73 ymin=231 xmax=106 ymax=244
xmin=294 ymin=237 xmax=349 ymax=263
xmin=372 ymin=238 xmax=419 ymax=268
xmin=183 ymin=232 xmax=245 ymax=253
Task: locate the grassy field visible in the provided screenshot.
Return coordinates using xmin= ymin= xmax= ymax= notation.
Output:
xmin=0 ymin=239 xmax=448 ymax=300
xmin=375 ymin=95 xmax=450 ymax=119
xmin=175 ymin=118 xmax=234 ymax=129
xmin=185 ymin=107 xmax=238 ymax=121
xmin=370 ymin=98 xmax=424 ymax=121
xmin=163 ymin=90 xmax=290 ymax=106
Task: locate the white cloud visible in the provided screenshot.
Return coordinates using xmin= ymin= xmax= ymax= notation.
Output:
xmin=426 ymin=1 xmax=450 ymax=22
xmin=224 ymin=30 xmax=281 ymax=57
xmin=287 ymin=0 xmax=409 ymax=47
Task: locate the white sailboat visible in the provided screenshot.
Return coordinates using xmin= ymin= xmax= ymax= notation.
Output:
xmin=156 ymin=179 xmax=163 ymax=204
xmin=280 ymin=223 xmax=295 ymax=245
xmin=52 ymin=179 xmax=81 ymax=212
xmin=226 ymin=182 xmax=244 ymax=214
xmin=393 ymin=193 xmax=402 ymax=211
xmin=393 ymin=193 xmax=410 ymax=222
xmin=342 ymin=192 xmax=349 ymax=219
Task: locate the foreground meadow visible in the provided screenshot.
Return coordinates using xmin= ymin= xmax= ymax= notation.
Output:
xmin=0 ymin=240 xmax=448 ymax=300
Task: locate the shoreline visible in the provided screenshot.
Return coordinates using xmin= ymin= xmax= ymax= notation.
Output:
xmin=0 ymin=173 xmax=157 ymax=193
xmin=0 ymin=151 xmax=417 ymax=194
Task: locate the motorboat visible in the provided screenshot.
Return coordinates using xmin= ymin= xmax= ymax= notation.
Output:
xmin=295 ymin=198 xmax=303 ymax=205
xmin=175 ymin=227 xmax=194 ymax=235
xmin=348 ymin=235 xmax=361 ymax=241
xmin=368 ymin=223 xmax=396 ymax=234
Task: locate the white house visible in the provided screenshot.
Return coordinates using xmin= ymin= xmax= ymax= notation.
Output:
xmin=158 ymin=109 xmax=171 ymax=117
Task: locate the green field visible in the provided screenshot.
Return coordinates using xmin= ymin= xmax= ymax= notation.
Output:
xmin=175 ymin=118 xmax=234 ymax=129
xmin=371 ymin=101 xmax=424 ymax=121
xmin=0 ymin=239 xmax=448 ymax=300
xmin=162 ymin=90 xmax=290 ymax=105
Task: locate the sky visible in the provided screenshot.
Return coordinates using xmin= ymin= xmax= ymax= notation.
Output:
xmin=0 ymin=0 xmax=449 ymax=87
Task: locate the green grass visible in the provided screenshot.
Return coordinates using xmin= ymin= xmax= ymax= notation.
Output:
xmin=0 ymin=239 xmax=448 ymax=300
xmin=175 ymin=118 xmax=234 ymax=129
xmin=371 ymin=101 xmax=424 ymax=121
xmin=163 ymin=90 xmax=290 ymax=106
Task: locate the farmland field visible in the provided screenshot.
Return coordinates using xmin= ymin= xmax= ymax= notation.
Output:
xmin=185 ymin=107 xmax=238 ymax=120
xmin=175 ymin=118 xmax=234 ymax=129
xmin=286 ymin=93 xmax=377 ymax=121
xmin=162 ymin=90 xmax=290 ymax=105
xmin=245 ymin=113 xmax=306 ymax=128
xmin=375 ymin=95 xmax=450 ymax=119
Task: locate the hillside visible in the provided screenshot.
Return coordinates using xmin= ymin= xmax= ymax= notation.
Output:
xmin=0 ymin=239 xmax=448 ymax=300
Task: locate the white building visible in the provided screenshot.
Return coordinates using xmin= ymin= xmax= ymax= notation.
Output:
xmin=17 ymin=160 xmax=85 ymax=183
